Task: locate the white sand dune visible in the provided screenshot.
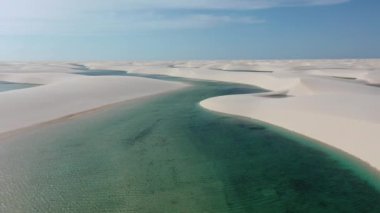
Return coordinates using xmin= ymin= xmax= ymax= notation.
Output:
xmin=200 ymin=92 xmax=380 ymax=170
xmin=0 ymin=62 xmax=79 ymax=73
xmin=0 ymin=70 xmax=185 ymax=134
xmin=360 ymin=72 xmax=380 ymax=86
xmin=87 ymin=59 xmax=380 ymax=171
xmin=86 ymin=62 xmax=299 ymax=91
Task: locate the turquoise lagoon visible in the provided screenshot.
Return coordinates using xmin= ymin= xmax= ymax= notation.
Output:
xmin=0 ymin=81 xmax=37 ymax=92
xmin=0 ymin=74 xmax=379 ymax=212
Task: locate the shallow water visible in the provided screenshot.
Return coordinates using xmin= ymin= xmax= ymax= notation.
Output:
xmin=0 ymin=81 xmax=37 ymax=92
xmin=0 ymin=77 xmax=379 ymax=212
xmin=74 ymin=70 xmax=127 ymax=76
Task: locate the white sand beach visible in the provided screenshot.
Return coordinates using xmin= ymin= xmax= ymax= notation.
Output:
xmin=86 ymin=59 xmax=380 ymax=171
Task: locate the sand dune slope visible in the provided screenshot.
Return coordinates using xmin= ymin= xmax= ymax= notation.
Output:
xmin=0 ymin=73 xmax=185 ymax=134
xmin=200 ymin=91 xmax=380 ymax=170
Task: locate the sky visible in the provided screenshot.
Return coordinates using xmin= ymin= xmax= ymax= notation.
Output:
xmin=0 ymin=0 xmax=379 ymax=60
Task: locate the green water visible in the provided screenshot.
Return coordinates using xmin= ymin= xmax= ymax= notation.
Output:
xmin=73 ymin=70 xmax=128 ymax=76
xmin=0 ymin=78 xmax=379 ymax=212
xmin=0 ymin=81 xmax=37 ymax=92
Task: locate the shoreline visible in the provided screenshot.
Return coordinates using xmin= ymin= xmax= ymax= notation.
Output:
xmin=199 ymin=92 xmax=380 ymax=171
xmin=0 ymin=86 xmax=190 ymax=141
xmin=0 ymin=73 xmax=187 ymax=135
xmin=199 ymin=105 xmax=380 ymax=191
xmin=86 ymin=59 xmax=380 ymax=182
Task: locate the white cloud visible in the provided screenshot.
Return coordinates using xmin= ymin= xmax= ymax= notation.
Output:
xmin=135 ymin=14 xmax=265 ymax=30
xmin=0 ymin=0 xmax=350 ymax=14
xmin=0 ymin=0 xmax=349 ymax=35
xmin=0 ymin=13 xmax=264 ymax=35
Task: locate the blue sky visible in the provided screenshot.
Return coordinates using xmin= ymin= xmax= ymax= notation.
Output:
xmin=0 ymin=0 xmax=379 ymax=60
